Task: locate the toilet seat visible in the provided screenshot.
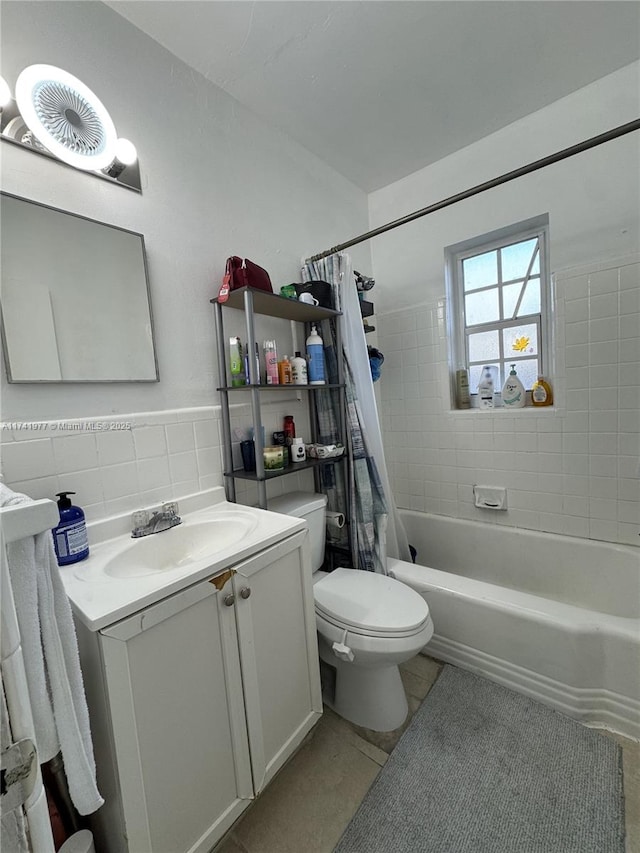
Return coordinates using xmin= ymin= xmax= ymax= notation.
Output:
xmin=314 ymin=568 xmax=430 ymax=639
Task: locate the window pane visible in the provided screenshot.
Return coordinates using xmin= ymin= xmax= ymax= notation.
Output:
xmin=465 ymin=288 xmax=499 ymax=325
xmin=501 ymin=239 xmax=538 ymax=281
xmin=503 ymin=323 xmax=538 ymax=358
xmin=504 ymin=358 xmax=539 ymax=391
xmin=503 ymin=279 xmax=540 ymax=318
xmin=469 ymin=363 xmax=500 ymax=394
xmin=463 ymin=251 xmax=497 ymax=292
xmin=468 ymin=329 xmax=499 ymax=363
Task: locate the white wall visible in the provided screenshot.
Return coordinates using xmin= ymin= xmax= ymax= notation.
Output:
xmin=0 ymin=1 xmax=371 ymax=421
xmin=370 ymin=65 xmax=640 ymax=547
xmin=0 ymin=1 xmax=369 ymax=519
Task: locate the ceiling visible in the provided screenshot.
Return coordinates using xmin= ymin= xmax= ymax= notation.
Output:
xmin=108 ymin=1 xmax=640 ymax=192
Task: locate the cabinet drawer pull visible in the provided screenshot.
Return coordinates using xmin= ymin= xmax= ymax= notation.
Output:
xmin=223 ymin=594 xmax=236 ymax=607
xmin=239 ymin=586 xmax=251 ymax=600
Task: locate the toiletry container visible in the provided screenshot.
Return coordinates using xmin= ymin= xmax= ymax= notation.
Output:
xmin=455 ymin=367 xmax=470 ymax=408
xmin=283 ymin=415 xmax=296 ymax=465
xmin=477 ymin=366 xmax=497 ymax=409
xmin=278 ymin=355 xmax=292 ymax=385
xmin=52 ymin=491 xmax=89 ymax=566
xmin=502 ymin=364 xmax=526 ymax=408
xmin=531 ymin=375 xmax=553 ymax=406
xmin=264 ymin=340 xmax=279 ymax=385
xmin=291 ymin=352 xmax=308 ymax=385
xmin=229 ymin=337 xmax=245 ymax=386
xmin=306 ymin=323 xmax=326 ymax=385
xmin=291 ymin=437 xmax=306 ymax=463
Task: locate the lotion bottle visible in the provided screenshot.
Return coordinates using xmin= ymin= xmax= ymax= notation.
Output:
xmin=477 ymin=366 xmax=496 ymax=409
xmin=291 ymin=351 xmax=308 ymax=385
xmin=502 ymin=364 xmax=526 ymax=408
xmin=306 ymin=323 xmax=326 ymax=385
xmin=52 ymin=491 xmax=89 ymax=566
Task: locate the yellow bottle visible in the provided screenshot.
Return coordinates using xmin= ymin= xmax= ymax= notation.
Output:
xmin=531 ymin=375 xmax=553 ymax=407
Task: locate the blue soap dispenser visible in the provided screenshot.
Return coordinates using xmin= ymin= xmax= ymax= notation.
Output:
xmin=52 ymin=491 xmax=90 ymax=566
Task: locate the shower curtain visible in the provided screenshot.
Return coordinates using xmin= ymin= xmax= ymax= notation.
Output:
xmin=302 ymin=253 xmax=412 ymax=572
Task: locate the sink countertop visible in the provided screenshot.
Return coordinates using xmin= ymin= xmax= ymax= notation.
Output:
xmin=60 ymin=490 xmax=305 ymax=632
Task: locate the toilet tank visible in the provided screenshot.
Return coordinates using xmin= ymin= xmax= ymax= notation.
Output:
xmin=268 ymin=492 xmax=328 ymax=571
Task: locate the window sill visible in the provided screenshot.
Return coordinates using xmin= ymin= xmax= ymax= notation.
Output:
xmin=448 ymin=406 xmax=559 ymax=415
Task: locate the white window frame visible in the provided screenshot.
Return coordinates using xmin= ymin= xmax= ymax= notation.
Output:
xmin=445 ymin=215 xmax=552 ymax=404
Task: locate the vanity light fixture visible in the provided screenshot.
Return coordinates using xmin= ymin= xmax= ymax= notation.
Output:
xmin=2 ymin=64 xmax=141 ymax=192
xmin=103 ymin=137 xmax=137 ymax=178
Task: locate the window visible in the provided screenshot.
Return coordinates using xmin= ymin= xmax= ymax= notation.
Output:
xmin=446 ymin=215 xmax=551 ymax=397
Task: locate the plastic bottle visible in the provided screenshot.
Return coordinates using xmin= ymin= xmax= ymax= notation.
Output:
xmin=263 ymin=340 xmax=279 ymax=385
xmin=291 ymin=437 xmax=306 ymax=463
xmin=477 ymin=366 xmax=496 ymax=409
xmin=502 ymin=364 xmax=526 ymax=408
xmin=278 ymin=356 xmax=292 ymax=385
xmin=531 ymin=375 xmax=553 ymax=407
xmin=229 ymin=337 xmax=245 ymax=387
xmin=283 ymin=415 xmax=296 ymax=465
xmin=455 ymin=367 xmax=470 ymax=409
xmin=52 ymin=491 xmax=89 ymax=566
xmin=306 ymin=323 xmax=326 ymax=385
xmin=291 ymin=351 xmax=308 ymax=385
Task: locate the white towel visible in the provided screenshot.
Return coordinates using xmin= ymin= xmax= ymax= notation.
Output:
xmin=1 ymin=483 xmax=103 ymax=816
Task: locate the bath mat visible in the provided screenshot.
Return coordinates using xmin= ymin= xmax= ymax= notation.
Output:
xmin=334 ymin=666 xmax=624 ymax=853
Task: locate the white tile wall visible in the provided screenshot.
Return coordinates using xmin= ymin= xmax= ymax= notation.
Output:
xmin=0 ymin=397 xmax=314 ymax=522
xmin=377 ymin=257 xmax=640 ymax=547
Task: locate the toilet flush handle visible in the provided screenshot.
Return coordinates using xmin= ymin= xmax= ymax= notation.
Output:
xmin=332 ymin=629 xmax=354 ymax=663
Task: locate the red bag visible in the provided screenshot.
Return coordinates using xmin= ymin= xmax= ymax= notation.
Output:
xmin=218 ymin=256 xmax=273 ymax=303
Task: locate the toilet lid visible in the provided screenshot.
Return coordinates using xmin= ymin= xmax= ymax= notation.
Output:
xmin=314 ymin=568 xmax=429 ymax=635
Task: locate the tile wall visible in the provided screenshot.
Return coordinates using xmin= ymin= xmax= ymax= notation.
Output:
xmin=377 ymin=257 xmax=639 ymax=547
xmin=0 ymin=398 xmax=314 ymax=522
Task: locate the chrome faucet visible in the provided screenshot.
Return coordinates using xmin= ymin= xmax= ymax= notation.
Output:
xmin=131 ymin=502 xmax=182 ymax=538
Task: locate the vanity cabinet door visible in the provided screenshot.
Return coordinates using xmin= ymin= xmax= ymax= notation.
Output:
xmin=99 ymin=575 xmax=253 ymax=853
xmin=232 ymin=530 xmax=322 ymax=793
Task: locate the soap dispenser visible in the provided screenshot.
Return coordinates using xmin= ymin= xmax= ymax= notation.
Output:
xmin=502 ymin=364 xmax=526 ymax=408
xmin=52 ymin=491 xmax=90 ymax=566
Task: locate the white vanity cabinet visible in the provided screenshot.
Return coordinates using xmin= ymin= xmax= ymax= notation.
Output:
xmin=76 ymin=529 xmax=321 ymax=853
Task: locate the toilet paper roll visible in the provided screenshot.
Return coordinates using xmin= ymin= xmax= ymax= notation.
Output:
xmin=326 ymin=510 xmax=345 ymax=530
xmin=59 ymin=831 xmax=96 ymax=853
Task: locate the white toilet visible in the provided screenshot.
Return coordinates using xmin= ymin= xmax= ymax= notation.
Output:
xmin=269 ymin=492 xmax=434 ymax=731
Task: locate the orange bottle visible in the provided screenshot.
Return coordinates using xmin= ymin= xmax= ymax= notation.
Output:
xmin=278 ymin=356 xmax=292 ymax=385
xmin=531 ymin=375 xmax=553 ymax=406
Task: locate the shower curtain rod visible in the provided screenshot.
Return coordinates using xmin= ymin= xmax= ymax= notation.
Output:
xmin=306 ymin=118 xmax=640 ymax=263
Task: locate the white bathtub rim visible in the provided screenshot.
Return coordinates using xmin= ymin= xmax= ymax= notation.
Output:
xmin=388 ymin=559 xmax=638 ymax=635
xmin=423 ymin=637 xmax=640 ymax=742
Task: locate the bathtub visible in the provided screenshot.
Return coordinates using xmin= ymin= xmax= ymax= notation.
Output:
xmin=388 ymin=511 xmax=640 ymax=739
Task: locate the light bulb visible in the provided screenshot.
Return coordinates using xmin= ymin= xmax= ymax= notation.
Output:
xmin=115 ymin=137 xmax=137 ymax=166
xmin=0 ymin=76 xmax=12 ymax=108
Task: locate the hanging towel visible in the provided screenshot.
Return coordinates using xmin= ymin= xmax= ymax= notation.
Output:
xmin=1 ymin=483 xmax=103 ymax=816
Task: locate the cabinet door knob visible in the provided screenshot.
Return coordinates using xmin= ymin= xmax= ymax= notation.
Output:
xmin=223 ymin=593 xmax=236 ymax=607
xmin=239 ymin=586 xmax=251 ymax=599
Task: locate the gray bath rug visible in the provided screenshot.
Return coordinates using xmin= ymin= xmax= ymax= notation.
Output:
xmin=334 ymin=665 xmax=624 ymax=853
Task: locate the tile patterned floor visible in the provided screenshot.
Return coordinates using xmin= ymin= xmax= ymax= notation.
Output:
xmin=215 ymin=654 xmax=639 ymax=853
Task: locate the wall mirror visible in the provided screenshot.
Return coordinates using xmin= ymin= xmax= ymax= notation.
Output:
xmin=0 ymin=192 xmax=158 ymax=382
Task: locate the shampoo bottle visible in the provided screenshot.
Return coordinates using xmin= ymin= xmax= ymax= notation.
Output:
xmin=52 ymin=491 xmax=89 ymax=566
xmin=502 ymin=364 xmax=526 ymax=408
xmin=306 ymin=323 xmax=326 ymax=385
xmin=531 ymin=375 xmax=553 ymax=407
xmin=229 ymin=337 xmax=245 ymax=387
xmin=291 ymin=352 xmax=308 ymax=385
xmin=477 ymin=366 xmax=496 ymax=409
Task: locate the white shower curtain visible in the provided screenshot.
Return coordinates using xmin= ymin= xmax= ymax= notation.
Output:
xmin=302 ymin=252 xmax=412 ymax=569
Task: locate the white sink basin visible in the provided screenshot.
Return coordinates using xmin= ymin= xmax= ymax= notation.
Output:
xmin=91 ymin=515 xmax=258 ymax=579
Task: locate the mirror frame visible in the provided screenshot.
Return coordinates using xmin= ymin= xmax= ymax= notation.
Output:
xmin=0 ymin=191 xmax=159 ymax=383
